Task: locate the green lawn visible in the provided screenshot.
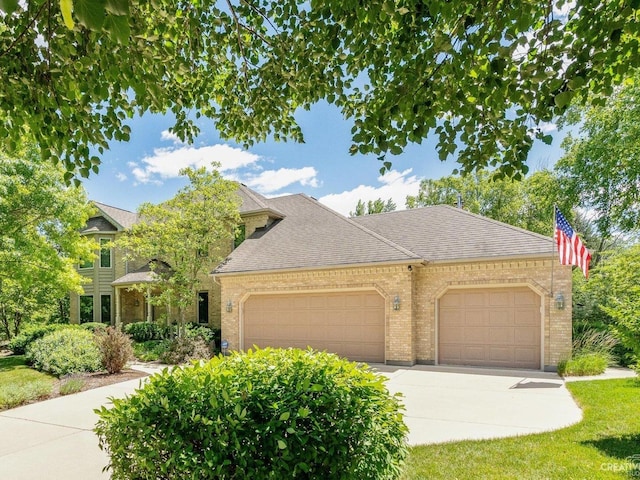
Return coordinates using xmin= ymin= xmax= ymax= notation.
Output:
xmin=402 ymin=378 xmax=640 ymax=479
xmin=0 ymin=355 xmax=55 ymax=410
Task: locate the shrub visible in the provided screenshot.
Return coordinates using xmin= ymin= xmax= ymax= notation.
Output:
xmin=95 ymin=348 xmax=408 ymax=480
xmin=132 ymin=340 xmax=169 ymax=362
xmin=8 ymin=324 xmax=78 ymax=355
xmin=124 ymin=322 xmax=168 ymax=342
xmin=95 ymin=327 xmax=134 ymax=374
xmin=558 ymin=352 xmax=609 ymax=376
xmin=81 ymin=322 xmax=108 ymax=333
xmin=184 ymin=323 xmax=215 ymax=343
xmin=572 ymin=329 xmax=618 ymax=363
xmin=59 ymin=376 xmax=86 ymax=395
xmin=26 ymin=329 xmax=102 ymax=377
xmin=159 ymin=336 xmax=211 ymax=364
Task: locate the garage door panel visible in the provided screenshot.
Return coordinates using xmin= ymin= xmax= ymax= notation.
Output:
xmin=439 ymin=287 xmax=541 ymax=369
xmin=243 ymin=291 xmax=385 ymax=363
xmin=489 ymin=327 xmax=514 ymax=344
xmin=464 ymin=310 xmax=487 ymax=326
xmin=489 ymin=291 xmax=511 ymax=307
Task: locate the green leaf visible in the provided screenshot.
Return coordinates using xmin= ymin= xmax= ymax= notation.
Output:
xmin=554 ymin=91 xmax=573 ymax=109
xmin=0 ymin=0 xmax=19 ymax=15
xmin=105 ymin=0 xmax=128 ymax=15
xmin=104 ymin=14 xmax=130 ymax=45
xmin=541 ymin=134 xmax=553 ymax=145
xmin=277 ymin=439 xmax=287 ymax=450
xmin=75 ymin=0 xmax=106 ymax=30
xmin=279 ymin=411 xmax=290 ymax=421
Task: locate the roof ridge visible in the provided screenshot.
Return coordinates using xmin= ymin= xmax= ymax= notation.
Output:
xmin=437 ymin=204 xmax=555 ymax=243
xmin=297 ymin=194 xmax=422 ymax=261
xmin=92 ymin=201 xmax=136 ymax=215
xmin=237 ymin=183 xmax=271 ymax=210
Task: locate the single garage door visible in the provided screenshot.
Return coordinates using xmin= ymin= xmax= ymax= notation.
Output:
xmin=438 ymin=287 xmax=541 ymax=369
xmin=243 ymin=291 xmax=385 ymax=362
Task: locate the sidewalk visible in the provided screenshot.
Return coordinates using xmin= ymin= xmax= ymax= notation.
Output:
xmin=0 ymin=364 xmax=162 ymax=480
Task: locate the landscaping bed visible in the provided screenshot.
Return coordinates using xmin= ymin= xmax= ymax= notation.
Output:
xmin=0 ymin=350 xmax=148 ymax=411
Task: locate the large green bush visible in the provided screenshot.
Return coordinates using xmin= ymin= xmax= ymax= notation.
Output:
xmin=26 ymin=328 xmax=102 ymax=377
xmin=8 ymin=323 xmax=78 ymax=355
xmin=95 ymin=348 xmax=408 ymax=479
xmin=124 ymin=321 xmax=168 ymax=342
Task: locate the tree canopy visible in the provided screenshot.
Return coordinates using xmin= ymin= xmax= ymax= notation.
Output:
xmin=0 ymin=144 xmax=95 ymax=337
xmin=350 ymin=197 xmax=396 ymax=217
xmin=556 ymin=73 xmax=640 ymax=242
xmin=1 ymin=0 xmax=638 ymax=180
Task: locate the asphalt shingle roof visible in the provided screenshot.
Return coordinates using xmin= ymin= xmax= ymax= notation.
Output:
xmin=236 ymin=184 xmax=284 ymax=218
xmin=352 ymin=205 xmax=555 ymax=262
xmin=214 ymin=194 xmax=420 ymax=274
xmin=92 ymin=202 xmax=139 ymax=230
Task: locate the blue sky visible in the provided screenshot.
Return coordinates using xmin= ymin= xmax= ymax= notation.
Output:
xmin=83 ymin=101 xmax=566 ymax=217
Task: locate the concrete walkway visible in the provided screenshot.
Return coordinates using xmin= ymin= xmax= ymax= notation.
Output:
xmin=0 ymin=363 xmax=609 ymax=479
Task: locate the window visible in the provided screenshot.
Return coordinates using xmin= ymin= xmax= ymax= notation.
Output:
xmin=79 ymin=257 xmax=93 ymax=269
xmin=100 ymin=238 xmax=112 ymax=268
xmin=80 ymin=296 xmax=94 ymax=324
xmin=198 ymin=292 xmax=209 ymax=324
xmin=101 ymin=295 xmax=111 ymax=324
xmin=234 ymin=224 xmax=246 ymax=249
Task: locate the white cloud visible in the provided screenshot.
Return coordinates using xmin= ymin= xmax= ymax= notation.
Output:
xmin=131 ymin=144 xmax=262 ymax=184
xmin=319 ymin=168 xmax=421 ymax=216
xmin=538 ymin=121 xmax=557 ymax=134
xmin=244 ymin=167 xmax=319 ymax=194
xmin=115 ymin=172 xmax=127 ymax=181
xmin=160 ymin=129 xmax=185 ymax=145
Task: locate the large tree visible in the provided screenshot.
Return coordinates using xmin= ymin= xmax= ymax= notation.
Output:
xmin=0 ymin=1 xmax=638 ymax=179
xmin=0 ymin=144 xmax=95 ymax=338
xmin=556 ymin=73 xmax=640 ymax=244
xmin=115 ymin=165 xmax=241 ymax=332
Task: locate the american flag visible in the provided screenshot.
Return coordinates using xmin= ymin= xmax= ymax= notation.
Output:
xmin=555 ymin=207 xmax=591 ymax=278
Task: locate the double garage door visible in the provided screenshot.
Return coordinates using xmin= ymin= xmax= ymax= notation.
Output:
xmin=243 ymin=291 xmax=385 ymax=363
xmin=438 ymin=287 xmax=542 ymax=369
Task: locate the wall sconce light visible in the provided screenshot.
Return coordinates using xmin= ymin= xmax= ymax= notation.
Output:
xmin=393 ymin=295 xmax=401 ymax=311
xmin=226 ymin=299 xmax=233 ymax=313
xmin=134 ymin=299 xmax=140 ymax=307
xmin=555 ymin=292 xmax=565 ymax=310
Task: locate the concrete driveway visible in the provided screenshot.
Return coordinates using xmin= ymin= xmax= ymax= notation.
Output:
xmin=377 ymin=364 xmax=582 ymax=445
xmin=0 ymin=364 xmax=583 ymax=479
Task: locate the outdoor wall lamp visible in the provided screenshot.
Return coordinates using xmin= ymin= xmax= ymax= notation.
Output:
xmin=393 ymin=295 xmax=401 ymax=311
xmin=555 ymin=292 xmax=565 ymax=310
xmin=134 ymin=299 xmax=140 ymax=307
xmin=226 ymin=299 xmax=233 ymax=313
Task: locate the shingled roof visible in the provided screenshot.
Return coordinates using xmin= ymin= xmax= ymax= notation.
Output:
xmin=214 ymin=194 xmax=420 ymax=274
xmin=91 ymin=202 xmax=139 ymax=230
xmin=352 ymin=205 xmax=555 ymax=262
xmin=236 ymin=184 xmax=284 ymax=218
xmin=215 ymin=194 xmax=555 ymax=275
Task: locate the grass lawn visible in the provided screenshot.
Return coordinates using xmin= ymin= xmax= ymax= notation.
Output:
xmin=402 ymin=378 xmax=640 ymax=479
xmin=0 ymin=355 xmax=55 ymax=410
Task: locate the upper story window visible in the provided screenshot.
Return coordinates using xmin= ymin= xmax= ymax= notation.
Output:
xmin=100 ymin=238 xmax=112 ymax=268
xmin=79 ymin=257 xmax=93 ymax=269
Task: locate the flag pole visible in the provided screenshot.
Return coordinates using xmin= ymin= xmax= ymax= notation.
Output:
xmin=551 ymin=205 xmax=556 ymax=297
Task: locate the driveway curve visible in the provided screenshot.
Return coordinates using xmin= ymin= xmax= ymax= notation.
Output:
xmin=377 ymin=364 xmax=583 ymax=446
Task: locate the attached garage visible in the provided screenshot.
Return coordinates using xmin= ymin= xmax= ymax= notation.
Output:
xmin=243 ymin=291 xmax=385 ymax=363
xmin=438 ymin=287 xmax=542 ymax=369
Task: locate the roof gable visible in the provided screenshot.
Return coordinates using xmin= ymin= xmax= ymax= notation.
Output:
xmin=92 ymin=202 xmax=139 ymax=230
